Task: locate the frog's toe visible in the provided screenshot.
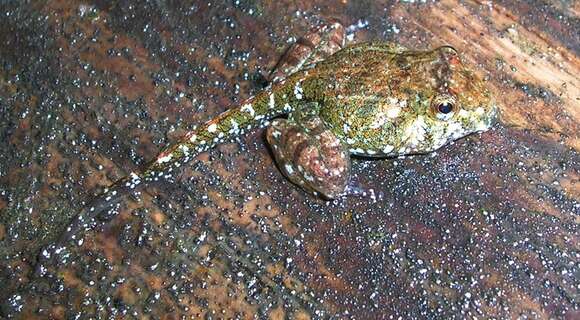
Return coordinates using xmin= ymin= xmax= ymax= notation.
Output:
xmin=266 ymin=119 xmax=350 ymax=199
xmin=343 ymin=182 xmax=383 ymax=201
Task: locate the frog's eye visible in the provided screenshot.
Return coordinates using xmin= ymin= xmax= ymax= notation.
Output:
xmin=437 ymin=101 xmax=454 ymax=114
xmin=432 ymin=95 xmax=456 ymax=120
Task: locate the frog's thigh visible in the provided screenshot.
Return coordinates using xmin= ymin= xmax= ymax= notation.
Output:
xmin=268 ymin=21 xmax=346 ymax=83
xmin=266 ymin=116 xmax=350 ymax=199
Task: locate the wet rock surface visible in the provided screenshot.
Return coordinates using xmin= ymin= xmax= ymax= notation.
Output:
xmin=0 ymin=1 xmax=578 ymax=318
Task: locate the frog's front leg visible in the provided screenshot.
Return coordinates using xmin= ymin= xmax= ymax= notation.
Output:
xmin=266 ymin=103 xmax=350 ymax=199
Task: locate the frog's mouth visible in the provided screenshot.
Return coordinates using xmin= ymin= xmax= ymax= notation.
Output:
xmin=399 ymin=102 xmax=498 ymax=154
xmin=443 ymin=102 xmax=499 ymax=143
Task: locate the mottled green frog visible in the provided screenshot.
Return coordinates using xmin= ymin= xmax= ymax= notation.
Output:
xmin=38 ymin=22 xmax=496 ymax=268
xmin=143 ymin=23 xmax=497 ymax=199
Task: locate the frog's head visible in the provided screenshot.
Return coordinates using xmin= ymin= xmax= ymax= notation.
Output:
xmin=394 ymin=46 xmax=498 ymax=154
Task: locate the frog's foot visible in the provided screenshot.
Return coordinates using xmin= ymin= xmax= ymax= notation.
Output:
xmin=266 ymin=115 xmax=350 ymax=199
xmin=268 ymin=20 xmax=345 ymax=83
xmin=343 ymin=182 xmax=383 ymax=202
xmin=344 ymin=183 xmax=366 ymax=197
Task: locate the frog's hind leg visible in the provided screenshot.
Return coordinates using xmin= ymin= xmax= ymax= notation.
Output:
xmin=266 ymin=103 xmax=350 ymax=199
xmin=268 ymin=21 xmax=346 ymax=83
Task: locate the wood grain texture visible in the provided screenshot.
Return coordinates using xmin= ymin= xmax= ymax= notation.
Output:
xmin=0 ymin=0 xmax=577 ymax=318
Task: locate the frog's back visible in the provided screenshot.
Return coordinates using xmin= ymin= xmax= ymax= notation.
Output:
xmin=315 ymin=42 xmax=408 ymax=67
xmin=307 ymin=42 xmax=440 ymax=101
xmin=311 ymin=42 xmax=406 ymax=83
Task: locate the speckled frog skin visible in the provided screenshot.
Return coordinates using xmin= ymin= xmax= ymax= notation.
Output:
xmin=265 ymin=41 xmax=498 ymax=198
xmin=40 ymin=23 xmax=497 ymax=263
xmin=143 ymin=34 xmax=497 ymax=199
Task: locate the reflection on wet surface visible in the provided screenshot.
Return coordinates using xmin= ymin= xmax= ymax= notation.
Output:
xmin=0 ymin=0 xmax=578 ymax=318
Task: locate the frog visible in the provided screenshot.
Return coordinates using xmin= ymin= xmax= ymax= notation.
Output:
xmin=36 ymin=21 xmax=497 ymax=271
xmin=265 ymin=39 xmax=498 ymax=198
